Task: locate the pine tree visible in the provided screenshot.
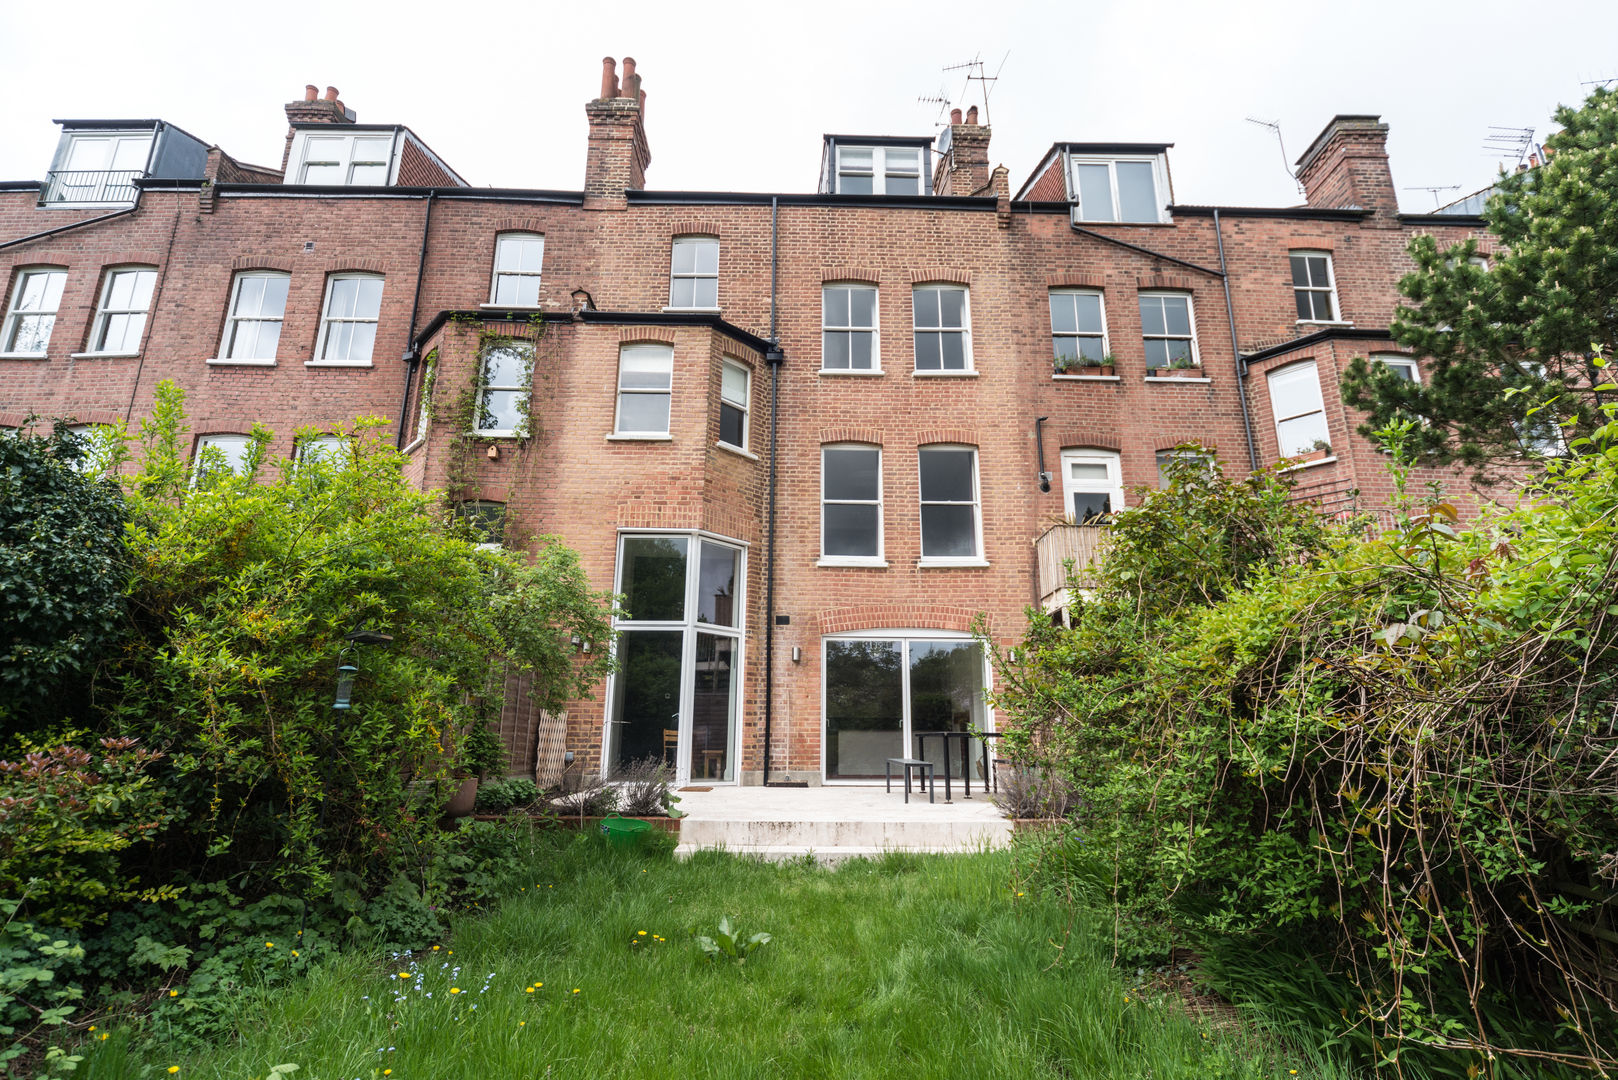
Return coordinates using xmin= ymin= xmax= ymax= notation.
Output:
xmin=1342 ymin=87 xmax=1617 ymax=479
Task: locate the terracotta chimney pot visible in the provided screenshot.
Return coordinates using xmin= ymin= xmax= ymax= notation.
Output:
xmin=600 ymin=57 xmax=618 ymax=100
xmin=950 ymin=107 xmax=963 ymax=124
xmin=324 ymin=86 xmax=339 ymax=102
xmin=966 ymin=105 xmax=978 ymax=125
xmin=304 ymin=85 xmax=318 ymax=102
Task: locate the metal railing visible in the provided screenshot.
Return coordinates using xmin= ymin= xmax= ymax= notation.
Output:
xmin=40 ymin=169 xmax=142 ymax=205
xmin=1035 ymin=522 xmax=1110 ymax=611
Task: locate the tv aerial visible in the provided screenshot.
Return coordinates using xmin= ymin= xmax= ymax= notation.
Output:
xmin=1245 ymin=117 xmax=1303 ymax=195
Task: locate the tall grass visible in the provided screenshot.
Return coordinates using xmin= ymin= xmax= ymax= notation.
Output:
xmin=80 ymin=839 xmax=1345 ymax=1079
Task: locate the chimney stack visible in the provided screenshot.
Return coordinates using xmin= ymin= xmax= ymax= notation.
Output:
xmin=282 ymin=81 xmax=356 ymax=171
xmin=584 ymin=56 xmax=652 ymax=208
xmin=933 ymin=102 xmax=992 ymax=196
xmin=1295 ymin=114 xmax=1399 ymax=222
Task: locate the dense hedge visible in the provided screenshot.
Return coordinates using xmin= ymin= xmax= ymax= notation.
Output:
xmin=994 ymin=415 xmax=1618 ymax=1076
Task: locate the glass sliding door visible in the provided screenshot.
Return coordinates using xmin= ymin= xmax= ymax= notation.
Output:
xmin=822 ymin=635 xmax=989 ymax=782
xmin=606 ymin=532 xmax=745 ymax=783
xmin=824 ymin=639 xmax=904 ymax=780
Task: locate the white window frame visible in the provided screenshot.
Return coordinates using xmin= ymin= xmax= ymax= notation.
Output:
xmin=917 ymin=444 xmax=984 ymax=566
xmin=84 ymin=266 xmax=156 ymax=356
xmin=297 ymin=434 xmax=349 ymax=466
xmin=454 ymin=500 xmax=507 ymax=551
xmin=1371 ymin=353 xmax=1420 ymax=383
xmin=820 ymin=443 xmax=884 ymax=566
xmin=668 ymin=237 xmax=719 ymax=311
xmin=1059 ymin=449 xmax=1123 ymax=523
xmin=912 ymin=285 xmax=972 ymax=374
xmin=718 ymin=358 xmax=750 ymax=452
xmin=821 ymin=283 xmax=880 ymax=373
xmin=613 ymin=343 xmax=675 ymax=438
xmin=1155 ymin=448 xmax=1214 ymax=486
xmin=216 ymin=271 xmax=290 ymax=365
xmin=1067 ymin=154 xmax=1169 ymax=223
xmin=1290 ymin=250 xmax=1342 ymax=324
xmin=48 ymin=133 xmax=152 ymax=205
xmin=1049 ymin=289 xmax=1110 ymax=372
xmin=473 ymin=341 xmax=533 ymax=437
xmin=835 ymin=145 xmax=925 ymax=196
xmin=293 ymin=133 xmax=394 ymax=186
xmin=1268 ymin=360 xmax=1332 ymax=459
xmin=1139 ymin=292 xmax=1200 ymax=372
xmin=1 ymin=268 xmax=68 ymax=357
xmin=313 ymin=273 xmax=383 ymax=367
xmin=192 ymin=433 xmax=253 ymax=485
xmin=488 ymin=232 xmax=545 ymax=308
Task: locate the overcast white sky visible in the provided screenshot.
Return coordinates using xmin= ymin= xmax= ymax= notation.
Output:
xmin=2 ymin=0 xmax=1613 ymax=211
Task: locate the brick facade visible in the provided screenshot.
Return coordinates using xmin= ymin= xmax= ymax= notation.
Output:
xmin=0 ymin=63 xmax=1495 ymax=786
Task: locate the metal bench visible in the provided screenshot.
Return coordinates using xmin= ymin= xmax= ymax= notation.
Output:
xmin=885 ymin=757 xmax=935 ymax=804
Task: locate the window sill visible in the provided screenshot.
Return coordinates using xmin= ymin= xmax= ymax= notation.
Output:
xmin=70 ymin=351 xmax=140 ymax=360
xmin=913 ymin=369 xmax=978 ymax=378
xmin=662 ymin=306 xmax=721 ymax=314
xmin=473 ymin=429 xmax=518 ymax=439
xmin=605 ymin=433 xmax=673 ymax=442
xmin=715 ymin=441 xmax=759 ymax=461
xmin=817 ymin=557 xmax=889 ymax=568
xmin=1295 ymin=319 xmax=1354 ymax=328
xmin=819 ymin=368 xmax=884 ymax=377
xmin=480 ymin=303 xmax=542 ymax=310
xmin=1073 ymin=216 xmax=1173 ymax=227
xmin=304 ymin=360 xmax=374 ymax=369
xmin=917 ymin=557 xmax=990 ymax=568
xmin=1279 ymin=455 xmax=1337 ymax=473
xmin=206 ymin=357 xmax=276 ymax=367
xmin=0 ymin=352 xmax=49 ymax=360
xmin=1144 ymin=374 xmax=1211 ymax=383
xmin=1053 ymin=373 xmax=1121 ymax=382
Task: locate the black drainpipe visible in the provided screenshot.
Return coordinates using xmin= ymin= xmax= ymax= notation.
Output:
xmin=762 ymin=196 xmax=783 ymax=786
xmin=396 ymin=191 xmax=435 ymax=448
xmin=1213 ymin=209 xmax=1259 ymax=472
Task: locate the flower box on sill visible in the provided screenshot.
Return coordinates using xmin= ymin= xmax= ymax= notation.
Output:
xmin=1149 ymin=366 xmax=1201 ymax=379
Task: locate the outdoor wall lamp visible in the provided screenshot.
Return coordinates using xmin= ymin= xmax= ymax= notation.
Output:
xmin=331 ymin=629 xmax=394 ymax=711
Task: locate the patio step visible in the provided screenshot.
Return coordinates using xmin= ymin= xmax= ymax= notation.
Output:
xmin=671 ymin=787 xmax=1011 ymax=862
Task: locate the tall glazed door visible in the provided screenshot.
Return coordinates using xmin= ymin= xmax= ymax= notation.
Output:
xmin=606 ymin=533 xmax=744 ymax=783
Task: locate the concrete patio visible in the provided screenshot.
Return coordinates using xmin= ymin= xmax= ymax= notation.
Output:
xmin=671 ymin=783 xmax=1011 ymax=862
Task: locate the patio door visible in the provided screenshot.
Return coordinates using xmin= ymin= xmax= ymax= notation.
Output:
xmin=823 ymin=635 xmax=988 ymax=781
xmin=605 ymin=533 xmax=744 ymax=784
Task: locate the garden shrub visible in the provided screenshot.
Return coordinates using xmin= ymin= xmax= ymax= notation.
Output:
xmin=992 ymin=424 xmax=1618 ymax=1073
xmin=474 ymin=777 xmax=542 ymax=813
xmin=611 ymin=757 xmax=679 ymax=817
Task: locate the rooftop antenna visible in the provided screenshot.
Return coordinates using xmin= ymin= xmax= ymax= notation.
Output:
xmin=1482 ymin=125 xmax=1535 ymax=166
xmin=1404 ymin=184 xmax=1462 ymax=209
xmin=941 ymin=51 xmax=1008 ymax=126
xmin=1245 ymin=116 xmax=1303 ymax=195
xmin=917 ymin=85 xmax=952 ymax=128
xmin=1581 ymin=75 xmax=1618 ymax=87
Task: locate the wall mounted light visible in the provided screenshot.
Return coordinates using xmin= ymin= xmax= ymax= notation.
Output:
xmin=791 ymin=646 xmax=802 ymax=663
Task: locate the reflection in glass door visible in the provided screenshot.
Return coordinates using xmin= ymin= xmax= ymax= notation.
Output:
xmin=823 ymin=636 xmax=988 ymax=781
xmin=606 ymin=533 xmax=744 ymax=783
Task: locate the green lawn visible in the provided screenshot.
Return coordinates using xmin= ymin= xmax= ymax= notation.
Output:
xmin=82 ymin=840 xmax=1341 ymax=1079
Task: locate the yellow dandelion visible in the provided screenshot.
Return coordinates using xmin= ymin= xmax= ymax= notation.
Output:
xmin=398 ymin=972 xmax=412 ymax=979
xmin=536 ymin=982 xmax=542 ymax=988
xmin=88 ymin=1027 xmax=96 ymax=1032
xmin=519 ymin=1020 xmax=526 ymax=1026
xmin=291 ymin=950 xmax=299 ymax=957
xmin=384 ymin=1071 xmax=392 ymax=1077
xmin=525 ymin=987 xmax=535 ymax=993
xmin=100 ymin=1033 xmax=109 ymax=1041
xmin=447 ymin=950 xmax=454 ymax=955
xmin=264 ymin=941 xmax=275 ymax=948
xmin=169 ymin=1069 xmax=181 ymax=1075
xmin=169 ymin=989 xmax=179 ymax=997
xmin=450 ymin=987 xmax=461 ymax=994
xmin=432 ymin=945 xmax=440 ymax=951
xmin=572 ymin=988 xmax=580 ymax=994
xmin=638 ymin=930 xmax=647 ymax=936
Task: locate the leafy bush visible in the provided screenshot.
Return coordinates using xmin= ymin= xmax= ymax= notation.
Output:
xmin=992 ymin=423 xmax=1618 ymax=1072
xmin=610 ymin=757 xmax=679 ymax=817
xmin=0 ymin=422 xmax=127 ymax=738
xmin=0 ymin=738 xmax=178 ymax=928
xmin=474 ymin=777 xmax=542 ymax=813
xmin=0 ymin=898 xmax=87 ymax=1074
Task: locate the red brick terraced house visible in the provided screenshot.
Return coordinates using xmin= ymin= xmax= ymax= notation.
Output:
xmin=0 ymin=60 xmax=1494 ymax=789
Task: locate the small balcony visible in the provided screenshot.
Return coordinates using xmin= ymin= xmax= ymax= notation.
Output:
xmin=41 ymin=169 xmax=143 ymax=206
xmin=1035 ymin=522 xmax=1109 ymax=613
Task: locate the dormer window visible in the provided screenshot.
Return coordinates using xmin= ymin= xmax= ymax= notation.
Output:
xmin=1067 ymin=155 xmax=1168 ymax=223
xmin=295 ymin=134 xmax=393 ymax=185
xmin=44 ymin=132 xmax=152 ymax=205
xmin=836 ymin=146 xmax=923 ymax=195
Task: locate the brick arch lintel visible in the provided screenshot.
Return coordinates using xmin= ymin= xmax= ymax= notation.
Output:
xmin=1046 ymin=272 xmax=1108 ymax=290
xmin=232 ymin=255 xmax=295 ymax=272
xmin=671 ymin=220 xmax=723 ymax=239
xmin=321 ymin=258 xmax=388 ymax=275
xmin=619 ymin=327 xmax=677 ymax=345
xmin=491 ymin=218 xmax=548 ymax=236
xmin=821 ymin=267 xmax=882 ymax=285
xmin=817 ymin=605 xmax=983 ymax=637
xmin=818 ymin=426 xmax=884 ymax=446
xmin=1136 ymin=273 xmax=1193 ymax=292
xmin=909 ymin=269 xmax=972 ymax=286
xmin=916 ymin=428 xmax=979 ymax=447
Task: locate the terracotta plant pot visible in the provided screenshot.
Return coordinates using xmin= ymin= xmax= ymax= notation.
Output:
xmin=445 ymin=775 xmax=479 ymax=818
